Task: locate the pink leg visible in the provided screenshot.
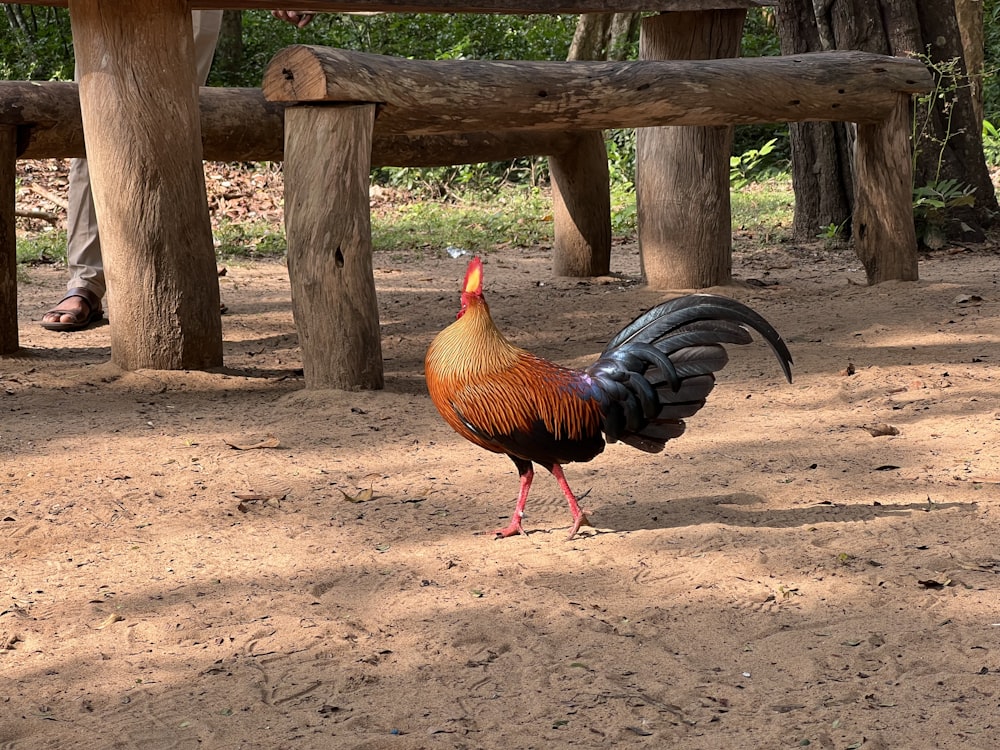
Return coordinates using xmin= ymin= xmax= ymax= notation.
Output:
xmin=494 ymin=463 xmax=533 ymax=538
xmin=549 ymin=464 xmax=591 ymax=540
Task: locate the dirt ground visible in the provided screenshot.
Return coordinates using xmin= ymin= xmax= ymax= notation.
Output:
xmin=4 ymin=173 xmax=1000 ymax=749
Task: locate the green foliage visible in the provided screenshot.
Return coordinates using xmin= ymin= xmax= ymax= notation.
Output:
xmin=214 ymin=11 xmax=576 ymax=87
xmin=983 ymin=119 xmax=1000 ymax=166
xmin=213 ymin=219 xmax=286 ymax=259
xmin=0 ymin=5 xmax=73 ymax=80
xmin=373 ymin=157 xmax=549 ymax=198
xmin=372 ymin=186 xmax=554 ymax=255
xmin=910 ymin=53 xmax=979 ymax=247
xmin=816 ymin=219 xmax=849 ymax=244
xmin=740 ymin=8 xmax=781 ymax=58
xmin=16 ymin=229 xmax=66 ymax=265
xmin=730 ymin=137 xmax=783 ymax=190
xmin=985 ymin=0 xmax=1000 ymax=123
xmin=609 ymin=181 xmax=636 ymax=236
xmin=731 ymin=179 xmax=794 ymax=241
xmin=606 ymin=129 xmax=636 ymax=185
xmin=912 ymin=178 xmax=977 ymax=250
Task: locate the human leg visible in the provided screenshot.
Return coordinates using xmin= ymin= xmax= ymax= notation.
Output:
xmin=42 ymin=10 xmax=222 ymax=330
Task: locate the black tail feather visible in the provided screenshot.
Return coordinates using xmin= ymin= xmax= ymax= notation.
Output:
xmin=604 ymin=294 xmax=793 ymax=385
xmin=587 ymin=294 xmax=792 ymax=450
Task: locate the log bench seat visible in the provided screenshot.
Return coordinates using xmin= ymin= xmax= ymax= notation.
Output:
xmin=261 ymin=45 xmax=933 ymax=389
xmin=0 ymin=81 xmax=574 ymax=354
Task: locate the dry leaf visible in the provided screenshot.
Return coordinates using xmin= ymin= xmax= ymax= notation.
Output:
xmin=917 ymin=578 xmax=951 ymax=590
xmin=224 ymin=435 xmax=281 ymax=450
xmin=862 ymin=423 xmax=899 ymax=437
xmin=96 ymin=613 xmax=124 ymax=630
xmin=340 ymin=487 xmax=376 ymax=503
xmin=234 ymin=492 xmax=286 ymax=502
xmin=234 ymin=491 xmax=285 ymax=512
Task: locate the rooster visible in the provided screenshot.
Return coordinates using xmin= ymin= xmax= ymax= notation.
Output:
xmin=425 ymin=257 xmax=793 ymax=539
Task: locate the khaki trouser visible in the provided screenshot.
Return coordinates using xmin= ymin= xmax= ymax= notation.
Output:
xmin=65 ymin=10 xmax=223 ymax=300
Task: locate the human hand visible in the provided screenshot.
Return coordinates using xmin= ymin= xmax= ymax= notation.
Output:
xmin=271 ymin=10 xmax=316 ymax=28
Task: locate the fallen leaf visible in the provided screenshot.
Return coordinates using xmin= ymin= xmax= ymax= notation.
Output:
xmin=627 ymin=725 xmax=654 ymax=736
xmin=954 ymin=294 xmax=982 ymax=305
xmin=917 ymin=579 xmax=951 ymax=590
xmin=96 ymin=613 xmax=124 ymax=630
xmin=340 ymin=487 xmax=376 ymax=503
xmin=862 ymin=423 xmax=899 ymax=437
xmin=224 ymin=435 xmax=281 ymax=450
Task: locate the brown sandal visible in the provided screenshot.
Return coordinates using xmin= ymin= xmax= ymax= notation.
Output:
xmin=40 ymin=287 xmax=104 ymax=332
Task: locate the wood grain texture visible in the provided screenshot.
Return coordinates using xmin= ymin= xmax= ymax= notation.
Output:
xmin=69 ymin=0 xmax=222 ymax=370
xmin=2 ymin=82 xmax=579 ymax=166
xmin=19 ymin=1 xmax=777 ymax=13
xmin=636 ymin=10 xmax=743 ymax=290
xmin=263 ymin=46 xmax=932 ymax=133
xmin=284 ymin=104 xmax=384 ymax=389
xmin=549 ymin=132 xmax=611 ymax=276
xmin=854 ymin=95 xmax=919 ymax=283
xmin=0 ymin=126 xmax=17 ymax=354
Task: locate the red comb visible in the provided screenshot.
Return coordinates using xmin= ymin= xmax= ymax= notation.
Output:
xmin=463 ymin=257 xmax=484 ymax=295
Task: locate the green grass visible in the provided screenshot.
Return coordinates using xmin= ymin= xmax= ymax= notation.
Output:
xmin=214 ymin=219 xmax=286 ymax=260
xmin=16 ymin=229 xmax=67 ymax=266
xmin=731 ymin=177 xmax=795 ymax=238
xmin=372 ymin=186 xmax=554 ymax=255
xmin=13 ymin=178 xmax=796 ymax=272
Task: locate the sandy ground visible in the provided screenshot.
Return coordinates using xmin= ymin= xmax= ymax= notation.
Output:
xmin=2 ymin=235 xmax=999 ymax=749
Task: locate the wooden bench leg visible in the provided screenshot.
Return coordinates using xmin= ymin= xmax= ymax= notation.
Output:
xmin=549 ymin=131 xmax=611 ymax=277
xmin=284 ymin=104 xmax=384 ymax=390
xmin=854 ymin=95 xmax=919 ymax=283
xmin=71 ymin=0 xmax=223 ymax=370
xmin=0 ymin=126 xmax=17 ymax=354
xmin=636 ymin=11 xmax=745 ymax=290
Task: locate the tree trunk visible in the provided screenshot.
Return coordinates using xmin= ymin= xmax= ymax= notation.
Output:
xmin=854 ymin=95 xmax=919 ymax=282
xmin=214 ymin=10 xmax=244 ymax=85
xmin=780 ymin=0 xmax=996 ymax=247
xmin=555 ymin=13 xmax=615 ymax=277
xmin=776 ymin=0 xmax=852 ymax=239
xmin=955 ymin=0 xmax=984 ymax=128
xmin=607 ymin=12 xmax=640 ymax=61
xmin=549 ymin=132 xmax=611 ymax=276
xmin=910 ymin=0 xmax=996 ymax=239
xmin=568 ymin=11 xmax=640 ymax=61
xmin=568 ymin=12 xmax=612 ymax=59
xmin=636 ymin=10 xmax=745 ymax=290
xmin=0 ymin=126 xmax=16 ymax=354
xmin=284 ymin=105 xmax=384 ymax=390
xmin=69 ymin=0 xmax=222 ymax=370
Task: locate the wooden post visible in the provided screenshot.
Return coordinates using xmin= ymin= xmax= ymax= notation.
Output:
xmin=550 ymin=131 xmax=612 ymax=276
xmin=0 ymin=125 xmax=16 ymax=355
xmin=636 ymin=10 xmax=746 ymax=289
xmin=284 ymin=105 xmax=384 ymax=390
xmin=854 ymin=95 xmax=919 ymax=283
xmin=68 ymin=0 xmax=222 ymax=370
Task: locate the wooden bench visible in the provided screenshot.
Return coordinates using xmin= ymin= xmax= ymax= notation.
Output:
xmin=0 ymin=81 xmax=575 ymax=354
xmin=262 ymin=45 xmax=933 ymax=389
